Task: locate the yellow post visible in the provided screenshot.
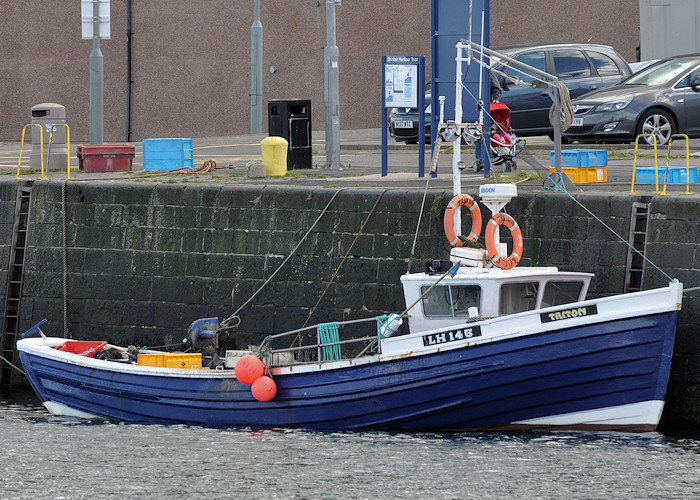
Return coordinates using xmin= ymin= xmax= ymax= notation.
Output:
xmin=16 ymin=124 xmax=44 ymax=180
xmin=260 ymin=136 xmax=289 ymax=176
xmin=630 ymin=134 xmax=658 ymax=196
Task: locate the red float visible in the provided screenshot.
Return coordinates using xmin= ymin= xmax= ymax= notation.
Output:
xmin=234 ymin=355 xmax=265 ymax=385
xmin=251 ymin=376 xmax=277 ymax=402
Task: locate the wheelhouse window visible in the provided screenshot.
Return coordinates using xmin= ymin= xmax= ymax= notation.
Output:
xmin=541 ymin=280 xmax=585 ymax=308
xmin=421 ymin=285 xmax=481 ymax=317
xmin=499 ymin=282 xmax=539 ymax=315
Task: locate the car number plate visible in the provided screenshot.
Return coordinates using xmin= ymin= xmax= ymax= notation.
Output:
xmin=571 ymin=117 xmax=584 ymax=127
xmin=395 ymin=120 xmax=413 ymax=128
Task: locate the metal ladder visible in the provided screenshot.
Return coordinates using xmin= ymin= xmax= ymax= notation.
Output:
xmin=624 ymin=201 xmax=650 ymax=293
xmin=0 ymin=186 xmax=32 ymax=390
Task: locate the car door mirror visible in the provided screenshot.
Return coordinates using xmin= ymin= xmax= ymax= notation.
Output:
xmin=691 ymin=77 xmax=700 ymax=92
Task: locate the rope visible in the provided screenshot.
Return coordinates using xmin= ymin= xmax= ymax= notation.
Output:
xmin=543 ymin=174 xmax=674 ymax=282
xmin=302 ymin=189 xmax=390 ymax=328
xmin=0 ymin=354 xmax=26 ymax=376
xmin=407 ymin=176 xmax=433 ymax=274
xmin=219 ymin=188 xmax=349 ymax=331
xmin=355 ymin=315 xmax=389 ymax=358
xmin=148 ymin=159 xmax=218 ymax=176
xmin=180 ymin=159 xmax=217 ymax=174
xmin=548 ymin=82 xmax=574 ymax=132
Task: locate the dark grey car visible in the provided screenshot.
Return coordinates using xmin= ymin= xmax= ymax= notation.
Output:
xmin=388 ymin=43 xmax=631 ymax=143
xmin=495 ymin=43 xmax=632 ymax=138
xmin=563 ymin=54 xmax=700 ymax=145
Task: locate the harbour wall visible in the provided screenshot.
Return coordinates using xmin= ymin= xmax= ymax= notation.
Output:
xmin=0 ymin=181 xmax=698 ymax=428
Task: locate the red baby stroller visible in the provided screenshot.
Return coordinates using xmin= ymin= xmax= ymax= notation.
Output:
xmin=474 ymin=102 xmax=526 ymax=173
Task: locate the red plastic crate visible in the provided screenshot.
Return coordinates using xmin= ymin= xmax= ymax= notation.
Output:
xmin=77 ymin=144 xmax=135 ymax=172
xmin=55 ymin=340 xmax=108 ymax=357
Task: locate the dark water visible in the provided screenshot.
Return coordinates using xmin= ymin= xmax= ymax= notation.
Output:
xmin=1 ymin=394 xmax=699 ymax=500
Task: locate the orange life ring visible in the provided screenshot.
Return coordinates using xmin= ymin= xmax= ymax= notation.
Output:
xmin=485 ymin=212 xmax=523 ymax=270
xmin=443 ymin=194 xmax=482 ymax=247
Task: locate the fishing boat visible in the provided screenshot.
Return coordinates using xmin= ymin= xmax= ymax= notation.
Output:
xmin=16 ymin=38 xmax=683 ymax=431
xmin=16 ymin=182 xmax=682 ymax=431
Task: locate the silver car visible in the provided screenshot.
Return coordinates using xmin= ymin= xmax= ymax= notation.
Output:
xmin=564 ymin=54 xmax=700 ymax=145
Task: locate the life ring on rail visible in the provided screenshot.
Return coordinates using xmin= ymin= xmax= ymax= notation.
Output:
xmin=485 ymin=212 xmax=523 ymax=270
xmin=443 ymin=194 xmax=483 ymax=247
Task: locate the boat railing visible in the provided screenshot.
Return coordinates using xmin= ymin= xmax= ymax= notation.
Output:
xmin=255 ymin=316 xmax=382 ymax=366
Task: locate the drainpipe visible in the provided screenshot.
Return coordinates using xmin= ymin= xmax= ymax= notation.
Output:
xmin=126 ymin=0 xmax=133 ymax=142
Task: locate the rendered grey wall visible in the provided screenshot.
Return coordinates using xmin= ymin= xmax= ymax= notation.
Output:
xmin=1 ymin=180 xmax=697 ymax=426
xmin=0 ymin=1 xmax=639 ymax=142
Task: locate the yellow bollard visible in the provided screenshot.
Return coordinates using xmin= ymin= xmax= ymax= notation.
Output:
xmin=260 ymin=136 xmax=288 ymax=176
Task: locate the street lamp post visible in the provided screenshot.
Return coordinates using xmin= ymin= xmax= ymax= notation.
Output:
xmin=89 ymin=0 xmax=104 ymax=144
xmin=324 ymin=0 xmax=341 ymax=169
xmin=250 ymin=0 xmax=263 ymax=134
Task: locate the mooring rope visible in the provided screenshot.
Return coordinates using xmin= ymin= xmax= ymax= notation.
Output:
xmin=407 ymin=175 xmax=433 ymax=274
xmin=302 ymin=189 xmax=391 ymax=328
xmin=218 ymin=187 xmax=349 ymax=332
xmin=543 ymin=174 xmax=675 ymax=283
xmin=0 ymin=354 xmax=26 ymax=376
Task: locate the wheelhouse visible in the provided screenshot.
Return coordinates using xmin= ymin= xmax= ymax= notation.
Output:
xmin=400 ymin=266 xmax=593 ymax=334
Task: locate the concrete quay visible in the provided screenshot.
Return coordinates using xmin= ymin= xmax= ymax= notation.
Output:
xmin=1 ymin=128 xmax=699 ymax=197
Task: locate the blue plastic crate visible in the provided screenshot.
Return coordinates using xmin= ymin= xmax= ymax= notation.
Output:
xmin=635 ymin=166 xmax=698 ymax=184
xmin=551 ymin=149 xmax=608 ymax=168
xmin=143 ymin=138 xmax=193 ymax=171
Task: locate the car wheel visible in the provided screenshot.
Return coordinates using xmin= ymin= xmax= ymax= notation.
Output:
xmin=636 ymin=109 xmax=675 ymax=146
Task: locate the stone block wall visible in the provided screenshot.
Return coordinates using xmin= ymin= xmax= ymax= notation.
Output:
xmin=0 ymin=181 xmax=697 ymax=427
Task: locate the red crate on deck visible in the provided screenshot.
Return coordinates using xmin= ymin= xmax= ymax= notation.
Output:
xmin=77 ymin=144 xmax=136 ymax=172
xmin=55 ymin=340 xmax=108 ymax=357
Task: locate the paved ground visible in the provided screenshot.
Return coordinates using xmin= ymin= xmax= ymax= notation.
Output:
xmin=1 ymin=129 xmax=699 ymax=197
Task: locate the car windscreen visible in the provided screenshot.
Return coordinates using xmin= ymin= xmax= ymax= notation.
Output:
xmin=623 ymin=59 xmax=699 ymax=86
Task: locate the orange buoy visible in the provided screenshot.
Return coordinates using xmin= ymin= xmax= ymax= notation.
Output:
xmin=251 ymin=376 xmax=277 ymax=402
xmin=485 ymin=212 xmax=523 ymax=270
xmin=234 ymin=354 xmax=265 ymax=385
xmin=443 ymin=194 xmax=483 ymax=247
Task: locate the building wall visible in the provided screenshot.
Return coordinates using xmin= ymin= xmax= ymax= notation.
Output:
xmin=1 ymin=1 xmax=639 ymax=143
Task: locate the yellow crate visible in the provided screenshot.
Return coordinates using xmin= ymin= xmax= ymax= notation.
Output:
xmin=549 ymin=166 xmax=607 ymax=184
xmin=164 ymin=352 xmax=202 ymax=369
xmin=137 ymin=353 xmax=165 ymax=367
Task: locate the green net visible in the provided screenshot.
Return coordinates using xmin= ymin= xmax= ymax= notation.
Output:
xmin=318 ymin=322 xmax=342 ymax=361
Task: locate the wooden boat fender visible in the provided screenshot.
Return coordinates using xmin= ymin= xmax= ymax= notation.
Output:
xmin=485 ymin=212 xmax=523 ymax=270
xmin=443 ymin=194 xmax=482 ymax=247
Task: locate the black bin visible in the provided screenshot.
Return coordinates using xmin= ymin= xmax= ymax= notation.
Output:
xmin=268 ymin=99 xmax=311 ymax=169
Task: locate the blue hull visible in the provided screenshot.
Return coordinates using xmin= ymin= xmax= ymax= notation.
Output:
xmin=19 ymin=311 xmax=677 ymax=430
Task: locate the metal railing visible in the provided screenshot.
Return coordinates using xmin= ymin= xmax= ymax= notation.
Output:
xmin=254 ymin=316 xmax=382 ymax=367
xmin=16 ymin=123 xmax=71 ymax=180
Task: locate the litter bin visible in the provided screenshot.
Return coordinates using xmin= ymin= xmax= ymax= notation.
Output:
xmin=268 ymin=99 xmax=311 ymax=169
xmin=30 ymin=103 xmax=68 ymax=171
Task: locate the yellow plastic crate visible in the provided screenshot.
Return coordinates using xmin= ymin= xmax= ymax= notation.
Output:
xmin=137 ymin=353 xmax=165 ymax=367
xmin=164 ymin=353 xmax=202 ymax=369
xmin=549 ymin=166 xmax=607 ymax=184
